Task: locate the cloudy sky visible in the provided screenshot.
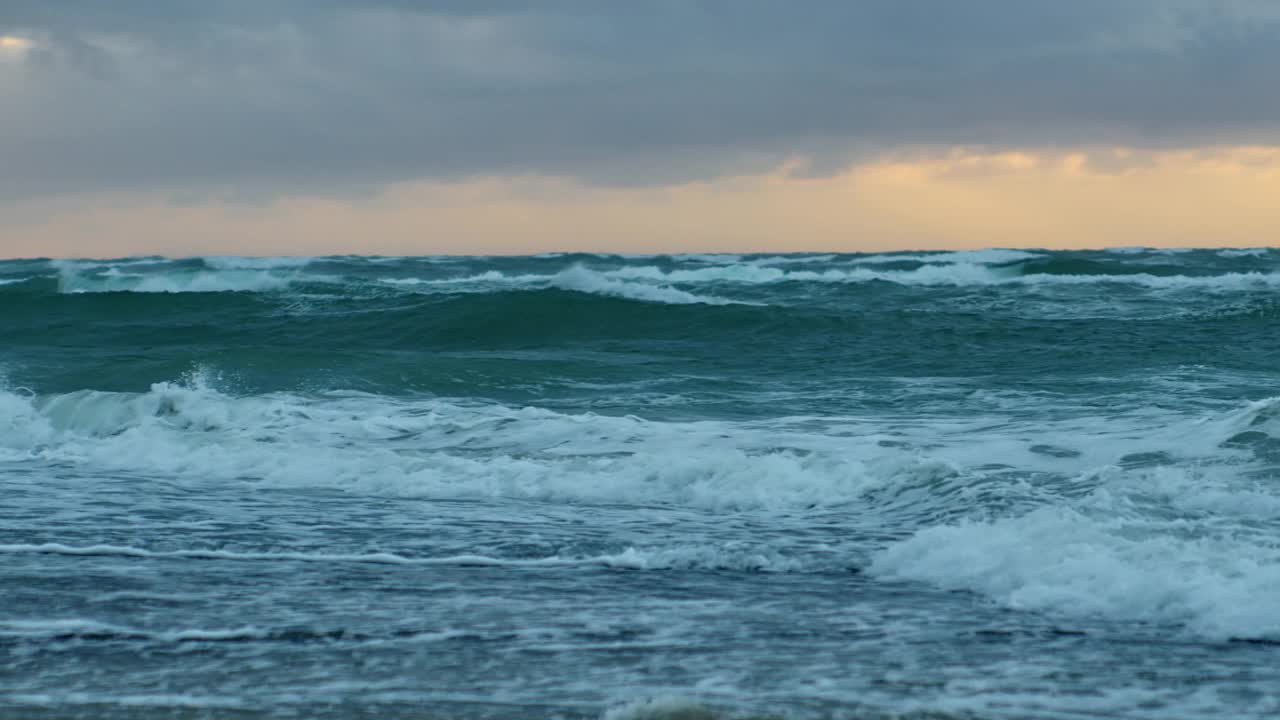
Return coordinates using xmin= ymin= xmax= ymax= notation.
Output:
xmin=4 ymin=1 xmax=1280 ymax=257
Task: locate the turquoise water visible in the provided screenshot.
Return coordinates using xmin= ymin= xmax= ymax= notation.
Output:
xmin=3 ymin=248 xmax=1280 ymax=718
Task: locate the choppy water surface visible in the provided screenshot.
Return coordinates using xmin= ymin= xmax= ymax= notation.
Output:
xmin=3 ymin=248 xmax=1280 ymax=719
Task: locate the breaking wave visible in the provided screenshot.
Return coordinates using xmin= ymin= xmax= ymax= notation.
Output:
xmin=6 ymin=365 xmax=1280 ymax=640
xmin=52 ymin=259 xmax=300 ymax=294
xmin=872 ymin=397 xmax=1280 ymax=641
xmin=0 ymin=250 xmax=1270 ymax=301
xmin=0 ymin=377 xmax=968 ymax=514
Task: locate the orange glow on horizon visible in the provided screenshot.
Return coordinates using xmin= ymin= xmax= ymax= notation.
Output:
xmin=4 ymin=145 xmax=1280 ymax=258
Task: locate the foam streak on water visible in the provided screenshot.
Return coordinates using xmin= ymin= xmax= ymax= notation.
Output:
xmin=3 ymin=248 xmax=1280 ymax=719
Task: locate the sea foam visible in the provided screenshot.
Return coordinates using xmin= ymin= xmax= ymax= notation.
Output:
xmin=54 ymin=260 xmax=296 ymax=294
xmin=871 ymin=501 xmax=1280 ymax=640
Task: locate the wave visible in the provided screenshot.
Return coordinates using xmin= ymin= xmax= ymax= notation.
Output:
xmin=1218 ymin=248 xmax=1271 ymax=258
xmin=199 ymin=256 xmax=313 ymax=270
xmin=0 ymin=619 xmax=464 ymax=647
xmin=376 ymin=260 xmax=1280 ymax=294
xmin=6 ymin=251 xmax=1279 ymax=303
xmin=380 ymin=265 xmax=743 ymax=305
xmin=379 ymin=270 xmax=527 ymax=287
xmin=613 ymin=261 xmax=1280 ymax=290
xmin=53 ymin=259 xmax=299 ymax=294
xmin=750 ymin=253 xmax=839 ymax=265
xmin=871 ymin=396 xmax=1280 ymax=642
xmin=1106 ymin=246 xmax=1197 ymax=255
xmin=6 ymin=373 xmax=1280 ymax=636
xmin=670 ymin=253 xmax=744 ymax=264
xmin=398 ymin=264 xmax=1280 ymax=293
xmin=0 ymin=541 xmax=839 ymax=573
xmin=871 ymin=502 xmax=1280 ymax=641
xmin=847 ymin=248 xmax=1045 ymax=265
xmin=4 ymin=376 xmax=1278 ymax=513
xmin=0 ymin=378 xmax=995 ymax=515
xmin=6 ymin=691 xmax=252 ymax=710
xmin=548 ymin=266 xmax=742 ymax=305
xmin=0 ymin=619 xmax=272 ymax=643
xmin=0 ymin=542 xmax=553 ymax=566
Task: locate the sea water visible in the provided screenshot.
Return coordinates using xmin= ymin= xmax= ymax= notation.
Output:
xmin=2 ymin=248 xmax=1280 ymax=718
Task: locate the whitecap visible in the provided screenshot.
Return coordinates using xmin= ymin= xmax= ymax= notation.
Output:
xmin=199 ymin=256 xmax=313 ymax=270
xmin=850 ymin=249 xmax=1044 ymax=265
xmin=548 ymin=266 xmax=741 ymax=305
xmin=871 ymin=502 xmax=1280 ymax=640
xmin=1217 ymin=248 xmax=1270 ymax=258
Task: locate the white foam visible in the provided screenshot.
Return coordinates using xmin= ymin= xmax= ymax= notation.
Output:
xmin=378 ymin=270 xmax=541 ymax=288
xmin=549 ymin=266 xmax=741 ymax=305
xmin=0 ymin=543 xmax=547 ymax=567
xmin=634 ymin=261 xmax=1016 ymax=287
xmin=0 ymin=618 xmax=269 ymax=644
xmin=55 ymin=262 xmax=295 ymax=294
xmin=919 ymin=248 xmax=1047 ymax=264
xmin=569 ymin=261 xmax=1280 ymax=291
xmin=872 ymin=502 xmax=1280 ymax=640
xmin=5 ymin=378 xmax=1275 ymax=513
xmin=1218 ymin=248 xmax=1270 ymax=258
xmin=9 ymin=376 xmax=1280 ymax=633
xmin=870 ymin=401 xmax=1280 ymax=642
xmin=200 ymin=256 xmax=313 ymax=270
xmin=8 ymin=693 xmax=251 ymax=710
xmin=606 ymin=264 xmax=791 ymax=285
xmin=1023 ymin=270 xmax=1280 ymax=291
xmin=0 ymin=379 xmax=959 ymax=513
xmin=593 ymin=545 xmax=827 ymax=573
xmin=849 ymin=249 xmax=1044 ymax=265
xmin=363 ymin=255 xmax=1280 ymax=296
xmin=671 ymin=253 xmax=744 ymax=264
xmin=0 ymin=542 xmax=831 ymax=573
xmin=840 ymin=265 xmax=1280 ymax=290
xmin=378 ymin=266 xmax=742 ymax=304
xmin=843 ymin=395 xmax=1280 ymax=639
xmin=751 ymin=253 xmax=838 ymax=265
xmin=36 ymin=252 xmax=1280 ymax=299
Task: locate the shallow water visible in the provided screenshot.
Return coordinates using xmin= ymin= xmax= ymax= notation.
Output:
xmin=3 ymin=248 xmax=1280 ymax=718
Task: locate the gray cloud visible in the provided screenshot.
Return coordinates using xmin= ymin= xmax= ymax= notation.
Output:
xmin=3 ymin=0 xmax=1280 ymax=199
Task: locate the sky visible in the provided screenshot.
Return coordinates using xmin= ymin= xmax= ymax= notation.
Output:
xmin=3 ymin=0 xmax=1280 ymax=257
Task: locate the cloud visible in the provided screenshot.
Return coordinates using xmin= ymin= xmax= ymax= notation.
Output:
xmin=3 ymin=1 xmax=1280 ymax=199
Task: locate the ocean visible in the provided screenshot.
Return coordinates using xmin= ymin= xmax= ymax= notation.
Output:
xmin=2 ymin=248 xmax=1280 ymax=719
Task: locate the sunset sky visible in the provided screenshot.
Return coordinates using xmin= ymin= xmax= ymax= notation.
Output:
xmin=4 ymin=1 xmax=1280 ymax=257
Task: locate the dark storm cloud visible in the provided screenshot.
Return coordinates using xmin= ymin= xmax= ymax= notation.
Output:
xmin=3 ymin=1 xmax=1280 ymax=197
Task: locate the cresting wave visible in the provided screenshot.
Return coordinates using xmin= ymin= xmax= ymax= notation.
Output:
xmin=871 ymin=502 xmax=1280 ymax=640
xmin=378 ymin=258 xmax=1280 ymax=293
xmin=0 ymin=378 xmax=973 ymax=514
xmin=871 ymin=397 xmax=1280 ymax=642
xmin=51 ymin=259 xmax=302 ymax=294
xmin=0 ymin=249 xmax=1274 ymax=303
xmin=5 ymin=372 xmax=1280 ymax=639
xmin=3 ymin=379 xmax=1277 ymax=510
